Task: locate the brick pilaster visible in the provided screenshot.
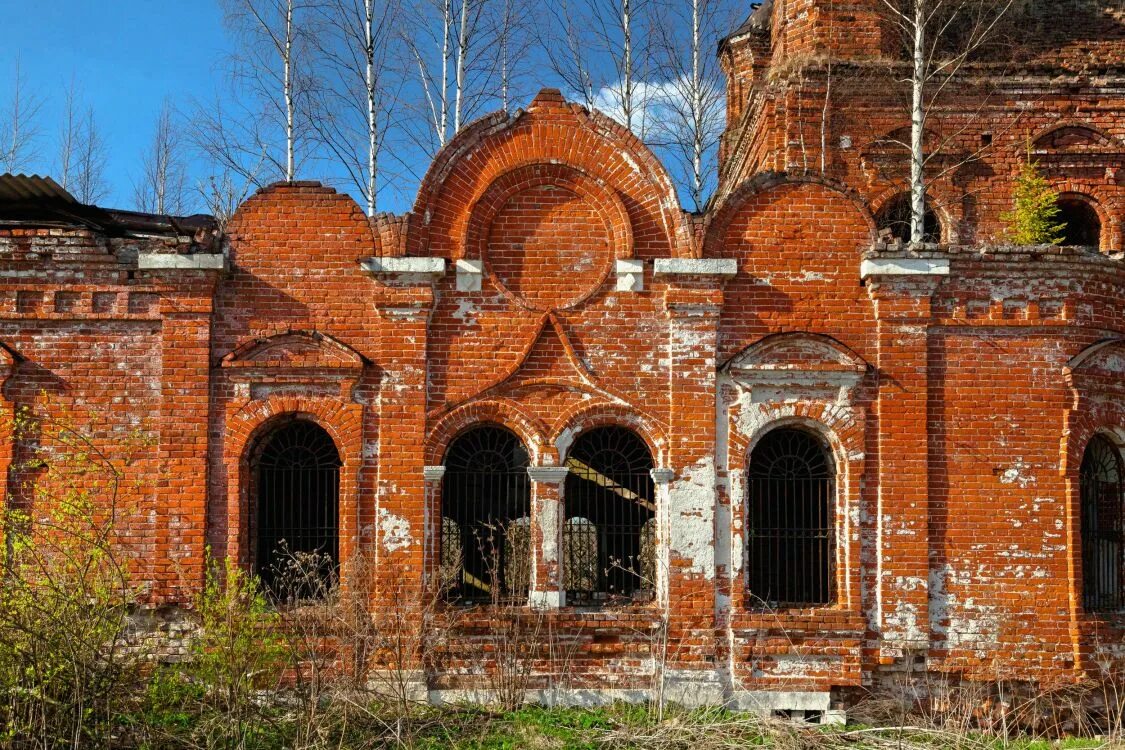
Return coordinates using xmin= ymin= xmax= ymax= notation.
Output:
xmin=664 ymin=283 xmax=726 ymax=672
xmin=865 ymin=258 xmax=948 ymax=657
xmin=528 ymin=465 xmax=569 ymax=608
xmin=153 ymin=276 xmax=217 ymax=603
xmin=374 ymin=284 xmax=436 ymax=602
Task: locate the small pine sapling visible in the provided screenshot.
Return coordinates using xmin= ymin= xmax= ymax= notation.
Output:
xmin=1003 ymin=159 xmax=1065 ymax=245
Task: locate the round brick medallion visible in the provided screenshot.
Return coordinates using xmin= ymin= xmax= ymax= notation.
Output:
xmin=486 ymin=184 xmax=613 ymax=311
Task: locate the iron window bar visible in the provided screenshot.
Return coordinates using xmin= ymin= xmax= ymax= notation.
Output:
xmin=1081 ymin=435 xmax=1124 ymax=613
xmin=746 ymin=428 xmax=835 ymax=609
xmin=254 ymin=419 xmax=341 ymax=596
xmin=441 ymin=425 xmax=532 ymax=605
xmin=563 ymin=427 xmax=656 ymax=606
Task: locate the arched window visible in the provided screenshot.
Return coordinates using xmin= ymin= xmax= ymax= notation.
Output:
xmin=747 ymin=427 xmax=835 ymax=608
xmin=876 ymin=193 xmax=942 ymax=244
xmin=1057 ymin=196 xmax=1101 ymax=248
xmin=253 ymin=419 xmax=341 ymax=592
xmin=1080 ymin=435 xmax=1124 ymax=612
xmin=442 ymin=425 xmax=531 ymax=604
xmin=564 ymin=427 xmax=655 ymax=605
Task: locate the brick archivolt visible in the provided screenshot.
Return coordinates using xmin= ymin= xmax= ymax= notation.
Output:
xmin=410 ymin=88 xmax=692 ymax=262
xmin=222 ymin=396 xmax=365 ymax=567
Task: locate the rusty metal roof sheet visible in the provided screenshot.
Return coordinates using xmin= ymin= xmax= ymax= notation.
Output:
xmin=0 ymin=173 xmax=77 ymax=204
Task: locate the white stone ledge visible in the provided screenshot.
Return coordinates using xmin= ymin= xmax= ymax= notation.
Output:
xmin=653 ymin=258 xmax=738 ymax=277
xmin=137 ymin=253 xmax=226 ymax=271
xmin=527 ymin=466 xmax=570 ymax=483
xmin=455 ymin=259 xmax=483 ymax=291
xmin=529 ymin=590 xmax=565 ymax=609
xmin=616 ymin=259 xmax=644 ymax=291
xmin=860 ymin=257 xmax=950 ymax=279
xmin=360 ymin=256 xmax=446 ymax=279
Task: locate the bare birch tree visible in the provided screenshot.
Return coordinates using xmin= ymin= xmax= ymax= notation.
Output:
xmin=877 ymin=0 xmax=1015 ymax=244
xmin=1 ymin=54 xmax=44 ymax=174
xmin=191 ymin=0 xmax=316 ymax=188
xmin=70 ymin=108 xmax=109 ymax=205
xmin=403 ymin=0 xmax=491 ymax=153
xmin=490 ymin=0 xmax=535 ymax=113
xmin=540 ymin=0 xmax=597 ymax=110
xmin=541 ymin=0 xmax=653 ymax=138
xmin=312 ymin=0 xmax=401 ymax=215
xmin=134 ymin=100 xmax=190 ymax=215
xmin=56 ymin=78 xmax=80 ymax=190
xmin=198 ymin=168 xmax=261 ymax=230
xmin=650 ymin=0 xmax=736 ymax=210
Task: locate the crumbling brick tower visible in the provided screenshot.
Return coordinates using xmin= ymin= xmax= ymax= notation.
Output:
xmin=1 ymin=0 xmax=1124 ymax=717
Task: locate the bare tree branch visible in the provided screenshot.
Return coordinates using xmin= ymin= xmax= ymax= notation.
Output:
xmin=1 ymin=54 xmax=45 ymax=174
xmin=134 ymin=100 xmax=190 ymax=214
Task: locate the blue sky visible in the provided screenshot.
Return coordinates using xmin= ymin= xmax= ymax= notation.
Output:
xmin=1 ymin=1 xmax=734 ymax=215
xmin=0 ymin=1 xmax=228 ymax=209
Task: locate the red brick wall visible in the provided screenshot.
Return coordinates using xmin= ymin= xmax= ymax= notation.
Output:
xmin=3 ymin=5 xmax=1125 ymax=699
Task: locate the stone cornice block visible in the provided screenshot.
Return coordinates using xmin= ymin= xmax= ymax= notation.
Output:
xmin=860 ymin=257 xmax=951 ymax=279
xmin=527 ymin=466 xmax=570 ymax=483
xmin=360 ymin=256 xmax=446 ymax=281
xmin=137 ymin=253 xmax=226 ymax=271
xmin=654 ymin=258 xmax=738 ymax=277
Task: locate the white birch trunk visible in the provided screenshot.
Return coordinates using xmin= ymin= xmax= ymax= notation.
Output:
xmin=909 ymin=0 xmax=927 ymax=245
xmin=366 ymin=0 xmax=378 ymax=215
xmin=284 ymin=0 xmax=295 ymax=181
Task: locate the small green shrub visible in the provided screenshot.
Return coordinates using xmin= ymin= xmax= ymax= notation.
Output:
xmin=1002 ymin=160 xmax=1066 ymax=245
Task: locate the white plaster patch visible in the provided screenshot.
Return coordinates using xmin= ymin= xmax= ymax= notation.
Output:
xmin=378 ymin=507 xmax=412 ymax=553
xmin=999 ymin=457 xmax=1036 ymax=488
xmin=452 ymin=299 xmax=480 ymax=324
xmin=668 ymin=456 xmax=716 ymax=579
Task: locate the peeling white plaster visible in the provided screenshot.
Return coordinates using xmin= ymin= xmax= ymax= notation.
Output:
xmin=999 ymin=457 xmax=1036 ymax=488
xmin=452 ymin=299 xmax=480 ymax=325
xmin=378 ymin=507 xmax=412 ymax=553
xmin=668 ymin=456 xmax=716 ymax=579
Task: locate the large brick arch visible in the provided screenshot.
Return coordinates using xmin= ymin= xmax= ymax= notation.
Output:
xmin=1060 ymin=338 xmax=1125 ymax=672
xmin=704 ymin=173 xmax=878 ymax=361
xmin=548 ymin=401 xmax=670 ymax=468
xmin=409 ymin=89 xmax=691 ymax=261
xmin=425 ymin=398 xmax=549 ymax=467
xmin=222 ymin=395 xmax=365 ymax=569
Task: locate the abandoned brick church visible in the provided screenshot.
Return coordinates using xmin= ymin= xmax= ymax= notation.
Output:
xmin=2 ymin=0 xmax=1125 ymax=713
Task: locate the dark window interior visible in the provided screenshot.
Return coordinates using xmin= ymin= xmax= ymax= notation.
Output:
xmin=1057 ymin=197 xmax=1101 ymax=248
xmin=1081 ymin=435 xmax=1124 ymax=612
xmin=876 ymin=193 xmax=942 ymax=244
xmin=254 ymin=420 xmax=341 ymax=593
xmin=564 ymin=427 xmax=655 ymax=606
xmin=746 ymin=428 xmax=835 ymax=608
xmin=441 ymin=425 xmax=531 ymax=604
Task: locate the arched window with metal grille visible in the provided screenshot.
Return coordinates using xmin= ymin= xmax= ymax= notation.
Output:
xmin=253 ymin=419 xmax=341 ymax=592
xmin=746 ymin=427 xmax=835 ymax=608
xmin=563 ymin=427 xmax=655 ymax=605
xmin=876 ymin=192 xmax=942 ymax=244
xmin=1080 ymin=435 xmax=1124 ymax=612
xmin=441 ymin=425 xmax=531 ymax=604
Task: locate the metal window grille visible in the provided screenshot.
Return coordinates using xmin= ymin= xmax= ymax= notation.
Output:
xmin=564 ymin=427 xmax=655 ymax=606
xmin=441 ymin=425 xmax=531 ymax=604
xmin=746 ymin=428 xmax=835 ymax=608
xmin=1081 ymin=435 xmax=1124 ymax=612
xmin=254 ymin=420 xmax=341 ymax=592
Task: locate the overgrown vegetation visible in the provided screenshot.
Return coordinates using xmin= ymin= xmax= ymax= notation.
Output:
xmin=1002 ymin=159 xmax=1066 ymax=245
xmin=2 ymin=409 xmax=1124 ymax=748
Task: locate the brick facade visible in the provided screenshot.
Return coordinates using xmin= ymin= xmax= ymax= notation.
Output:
xmin=3 ymin=0 xmax=1125 ymax=709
